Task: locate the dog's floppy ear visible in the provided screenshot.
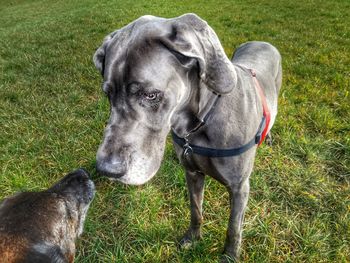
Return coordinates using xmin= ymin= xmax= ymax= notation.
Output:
xmin=93 ymin=30 xmax=118 ymax=76
xmin=162 ymin=13 xmax=237 ymax=94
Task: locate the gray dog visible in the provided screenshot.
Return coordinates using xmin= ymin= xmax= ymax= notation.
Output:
xmin=93 ymin=13 xmax=281 ymax=261
xmin=0 ymin=169 xmax=95 ymax=263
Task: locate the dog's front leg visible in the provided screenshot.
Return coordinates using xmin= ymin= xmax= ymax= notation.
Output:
xmin=222 ymin=179 xmax=250 ymax=262
xmin=179 ymin=170 xmax=205 ymax=247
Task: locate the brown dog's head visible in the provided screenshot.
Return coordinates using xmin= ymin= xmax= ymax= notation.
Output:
xmin=0 ymin=168 xmax=95 ymax=263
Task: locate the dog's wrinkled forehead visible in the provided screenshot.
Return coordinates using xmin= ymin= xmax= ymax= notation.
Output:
xmin=103 ymin=19 xmax=180 ymax=82
xmin=105 ymin=19 xmax=157 ymax=59
xmin=96 ymin=14 xmax=198 ymax=75
xmin=94 ymin=13 xmax=237 ymax=97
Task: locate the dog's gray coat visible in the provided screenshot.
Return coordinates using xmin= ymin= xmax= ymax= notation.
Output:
xmin=94 ymin=13 xmax=282 ymax=261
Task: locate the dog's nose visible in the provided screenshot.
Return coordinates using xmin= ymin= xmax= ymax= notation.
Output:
xmin=74 ymin=168 xmax=90 ymax=178
xmin=96 ymin=157 xmax=127 ymax=179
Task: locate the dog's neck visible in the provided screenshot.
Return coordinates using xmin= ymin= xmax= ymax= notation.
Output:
xmin=171 ymin=81 xmax=222 ymax=138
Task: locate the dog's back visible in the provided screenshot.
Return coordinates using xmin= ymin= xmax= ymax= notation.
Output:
xmin=23 ymin=243 xmax=68 ymax=263
xmin=0 ymin=192 xmax=70 ymax=263
xmin=232 ymin=41 xmax=282 ymax=131
xmin=232 ymin=41 xmax=282 ymax=89
xmin=0 ymin=169 xmax=95 ymax=263
xmin=0 ymin=237 xmax=67 ymax=263
xmin=0 ymin=234 xmax=29 ymax=263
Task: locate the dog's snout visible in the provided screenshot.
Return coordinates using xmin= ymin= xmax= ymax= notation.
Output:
xmin=74 ymin=168 xmax=90 ymax=179
xmin=96 ymin=157 xmax=127 ymax=179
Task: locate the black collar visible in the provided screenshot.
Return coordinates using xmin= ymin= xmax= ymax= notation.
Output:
xmin=171 ymin=66 xmax=266 ymax=158
xmin=171 ymin=116 xmax=265 ymax=157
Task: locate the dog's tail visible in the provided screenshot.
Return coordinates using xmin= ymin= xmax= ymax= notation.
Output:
xmin=275 ymin=53 xmax=283 ymax=95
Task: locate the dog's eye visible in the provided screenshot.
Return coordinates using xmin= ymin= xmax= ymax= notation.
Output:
xmin=144 ymin=92 xmax=158 ymax=100
xmin=141 ymin=91 xmax=161 ymax=101
xmin=139 ymin=91 xmax=163 ymax=108
xmin=137 ymin=89 xmax=163 ymax=108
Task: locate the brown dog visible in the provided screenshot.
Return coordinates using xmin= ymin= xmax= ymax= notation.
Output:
xmin=0 ymin=168 xmax=95 ymax=263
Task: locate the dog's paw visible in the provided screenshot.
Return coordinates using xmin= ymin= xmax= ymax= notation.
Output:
xmin=220 ymin=254 xmax=238 ymax=263
xmin=178 ymin=236 xmax=193 ymax=249
xmin=178 ymin=229 xmax=201 ymax=249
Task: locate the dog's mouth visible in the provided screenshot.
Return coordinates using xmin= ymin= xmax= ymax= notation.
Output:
xmin=114 ymin=170 xmax=157 ymax=185
xmin=99 ymin=167 xmax=159 ymax=186
xmin=85 ymin=179 xmax=96 ymax=202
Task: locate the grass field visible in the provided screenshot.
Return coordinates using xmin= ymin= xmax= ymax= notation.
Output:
xmin=0 ymin=0 xmax=349 ymax=262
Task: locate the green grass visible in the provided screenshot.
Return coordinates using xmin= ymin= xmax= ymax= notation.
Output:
xmin=0 ymin=0 xmax=349 ymax=262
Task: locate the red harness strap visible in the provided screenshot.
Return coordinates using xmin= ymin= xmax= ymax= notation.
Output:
xmin=249 ymin=69 xmax=271 ymax=146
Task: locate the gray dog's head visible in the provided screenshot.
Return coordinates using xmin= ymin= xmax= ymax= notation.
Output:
xmin=94 ymin=13 xmax=237 ymax=185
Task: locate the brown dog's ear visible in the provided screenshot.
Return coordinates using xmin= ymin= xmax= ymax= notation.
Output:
xmin=93 ymin=30 xmax=119 ymax=76
xmin=162 ymin=13 xmax=237 ymax=94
